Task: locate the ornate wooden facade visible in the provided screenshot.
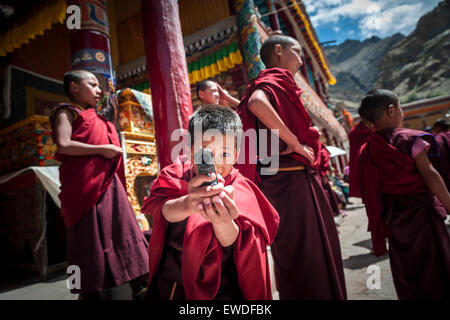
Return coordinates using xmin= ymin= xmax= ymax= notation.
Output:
xmin=118 ymin=88 xmax=157 ymax=231
xmin=0 ymin=116 xmax=58 ymax=175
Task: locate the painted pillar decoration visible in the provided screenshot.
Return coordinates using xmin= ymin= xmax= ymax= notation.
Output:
xmin=236 ymin=0 xmax=265 ymax=80
xmin=67 ymin=0 xmax=117 ymax=122
xmin=141 ymin=0 xmax=193 ymax=169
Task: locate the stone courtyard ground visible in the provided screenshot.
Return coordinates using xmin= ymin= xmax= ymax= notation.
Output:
xmin=1 ymin=197 xmax=448 ymax=300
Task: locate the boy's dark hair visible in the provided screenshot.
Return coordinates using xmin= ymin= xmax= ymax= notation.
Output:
xmin=432 ymin=118 xmax=450 ymax=131
xmin=63 ymin=70 xmax=94 ymax=98
xmin=358 ymin=89 xmax=399 ymax=123
xmin=260 ymin=35 xmax=299 ymax=67
xmin=188 ymin=104 xmax=243 ymax=146
xmin=196 ymin=80 xmax=216 ymax=98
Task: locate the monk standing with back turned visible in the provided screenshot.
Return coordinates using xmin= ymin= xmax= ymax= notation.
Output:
xmin=358 ymin=89 xmax=450 ymax=299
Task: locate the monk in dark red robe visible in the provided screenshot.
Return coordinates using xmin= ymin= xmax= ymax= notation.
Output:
xmin=237 ymin=35 xmax=347 ymax=300
xmin=348 ymin=120 xmax=373 ymax=198
xmin=51 ymin=70 xmax=148 ymax=299
xmin=141 ymin=105 xmax=279 ymax=300
xmin=51 ymin=102 xmax=149 ymax=298
xmin=141 ymin=158 xmax=278 ymax=300
xmin=358 ymin=89 xmax=450 ymax=300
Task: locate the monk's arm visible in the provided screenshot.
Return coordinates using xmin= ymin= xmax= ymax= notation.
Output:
xmin=162 ymin=174 xmax=225 ymax=223
xmin=415 ymin=151 xmax=450 ymax=212
xmin=224 ymin=95 xmax=240 ymax=107
xmin=221 ymin=92 xmax=240 ymax=106
xmin=54 ymin=110 xmax=122 ymax=158
xmin=248 ymin=89 xmax=315 ymax=163
xmin=212 ymin=220 xmax=239 ymax=247
xmin=162 ymin=195 xmax=239 ymax=247
xmin=162 ymin=195 xmax=194 ymax=223
xmin=202 ymin=188 xmax=239 ymax=247
xmin=247 ymin=89 xmax=298 ymax=146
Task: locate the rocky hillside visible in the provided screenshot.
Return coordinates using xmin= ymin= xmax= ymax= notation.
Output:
xmin=375 ymin=0 xmax=450 ymax=102
xmin=324 ymin=34 xmax=404 ymax=105
xmin=324 ymin=0 xmax=450 ymax=106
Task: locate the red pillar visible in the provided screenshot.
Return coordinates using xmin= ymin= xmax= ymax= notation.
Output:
xmin=141 ymin=0 xmax=193 ymax=169
xmin=266 ymin=0 xmax=280 ymax=31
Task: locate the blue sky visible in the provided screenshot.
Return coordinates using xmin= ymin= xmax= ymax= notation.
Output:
xmin=302 ymin=0 xmax=442 ymax=44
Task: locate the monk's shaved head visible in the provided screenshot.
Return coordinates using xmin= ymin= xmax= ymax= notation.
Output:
xmin=260 ymin=35 xmax=299 ymax=67
xmin=63 ymin=69 xmax=95 ymax=98
xmin=359 ymin=89 xmax=399 ymax=123
xmin=196 ymin=80 xmax=216 ymax=97
xmin=188 ymin=104 xmax=243 ymax=141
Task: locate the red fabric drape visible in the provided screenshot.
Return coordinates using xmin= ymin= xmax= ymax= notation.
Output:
xmin=358 ymin=131 xmax=429 ymax=256
xmin=141 ymin=158 xmax=279 ymax=299
xmin=236 ymin=68 xmax=322 ymax=183
xmin=52 ymin=105 xmax=125 ymax=228
xmin=349 ymin=122 xmax=373 ymax=197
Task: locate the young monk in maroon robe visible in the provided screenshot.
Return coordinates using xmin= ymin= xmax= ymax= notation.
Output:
xmin=348 ymin=117 xmax=373 ymax=198
xmin=141 ymin=105 xmax=279 ymax=300
xmin=50 ymin=70 xmax=149 ymax=300
xmin=358 ymin=89 xmax=450 ymax=300
xmin=237 ymin=35 xmax=347 ymax=300
xmin=431 ymin=118 xmax=450 ymax=191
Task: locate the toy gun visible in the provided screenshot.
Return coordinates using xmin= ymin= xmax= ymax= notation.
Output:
xmin=194 ymin=148 xmax=218 ymax=187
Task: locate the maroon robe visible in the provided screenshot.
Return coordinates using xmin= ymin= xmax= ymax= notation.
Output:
xmin=141 ymin=157 xmax=279 ymax=300
xmin=349 ymin=121 xmax=373 ymax=198
xmin=50 ymin=104 xmax=149 ymax=294
xmin=238 ymin=68 xmax=347 ymax=300
xmin=359 ymin=127 xmax=450 ymax=299
xmin=433 ymin=131 xmax=450 ymax=191
xmin=50 ymin=104 xmax=125 ymax=228
xmin=236 ymin=68 xmax=322 ymax=184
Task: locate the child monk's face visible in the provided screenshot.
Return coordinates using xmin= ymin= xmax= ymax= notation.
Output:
xmin=274 ymin=41 xmax=303 ymax=76
xmin=198 ymin=83 xmax=220 ymax=105
xmin=390 ymin=103 xmax=404 ymax=127
xmin=383 ymin=103 xmax=404 ymax=128
xmin=70 ymin=73 xmax=102 ymax=107
xmin=191 ymin=134 xmax=238 ymax=178
xmin=394 ymin=104 xmax=404 ymax=127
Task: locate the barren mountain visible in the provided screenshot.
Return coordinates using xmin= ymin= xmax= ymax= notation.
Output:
xmin=323 ymin=0 xmax=450 ymax=106
xmin=375 ymin=0 xmax=450 ymax=102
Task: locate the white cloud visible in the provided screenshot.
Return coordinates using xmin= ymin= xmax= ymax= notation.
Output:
xmin=302 ymin=0 xmax=442 ymax=40
xmin=302 ymin=0 xmax=347 ymax=14
xmin=359 ymin=3 xmax=423 ymax=38
xmin=308 ymin=0 xmax=382 ymax=25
